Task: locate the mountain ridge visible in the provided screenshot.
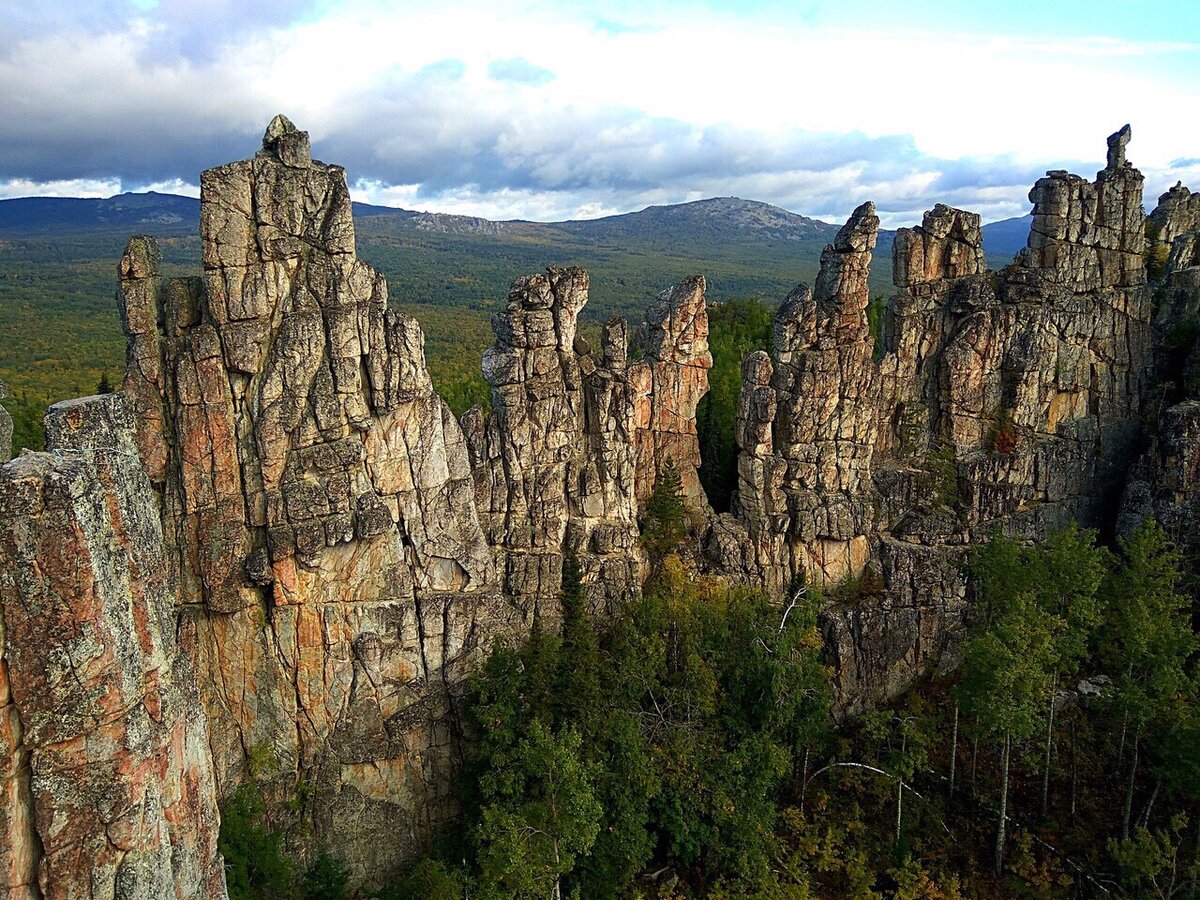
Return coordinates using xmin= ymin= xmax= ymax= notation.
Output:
xmin=0 ymin=189 xmax=1028 ymax=252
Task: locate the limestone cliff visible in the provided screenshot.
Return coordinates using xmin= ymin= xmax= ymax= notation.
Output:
xmin=0 ymin=118 xmax=1188 ymax=894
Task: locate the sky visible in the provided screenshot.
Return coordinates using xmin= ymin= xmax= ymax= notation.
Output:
xmin=2 ymin=0 xmax=1199 ymax=227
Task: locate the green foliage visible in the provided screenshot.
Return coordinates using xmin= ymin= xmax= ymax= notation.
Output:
xmin=397 ymin=520 xmax=1200 ymax=895
xmin=219 ymin=786 xmax=297 ymax=900
xmin=640 ymin=459 xmax=688 ymax=560
xmin=956 ymin=534 xmax=1060 ymax=744
xmin=450 ymin=554 xmax=833 ymax=897
xmin=921 ymin=443 xmax=960 ymax=511
xmin=1109 ymin=819 xmax=1193 ymax=898
xmin=2 ymin=390 xmax=45 ymax=453
xmin=1100 ymin=518 xmax=1197 ymax=737
xmin=474 ymin=721 xmax=602 ymax=899
xmin=377 ymin=859 xmax=465 ymax=900
xmin=95 ymin=371 xmax=113 ymax=394
xmin=1145 ymin=220 xmax=1171 ymax=283
xmin=696 ymin=299 xmax=774 ymax=511
xmin=300 ymin=851 xmax=350 ymax=900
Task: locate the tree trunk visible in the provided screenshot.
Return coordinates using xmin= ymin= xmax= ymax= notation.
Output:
xmin=972 ymin=733 xmax=979 ymax=792
xmin=996 ymin=733 xmax=1011 ymax=879
xmin=1042 ymin=676 xmax=1056 ymax=817
xmin=1138 ymin=778 xmax=1160 ymax=831
xmin=800 ymin=747 xmax=810 ymax=814
xmin=949 ymin=704 xmax=959 ymax=801
xmin=1070 ymin=719 xmax=1078 ymax=822
xmin=1122 ymin=729 xmax=1139 ymax=841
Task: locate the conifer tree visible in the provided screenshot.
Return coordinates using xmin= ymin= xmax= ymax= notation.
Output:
xmin=641 ymin=459 xmax=687 ymax=561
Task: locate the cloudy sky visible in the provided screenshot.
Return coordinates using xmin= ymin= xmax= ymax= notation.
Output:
xmin=3 ymin=0 xmax=1199 ymax=226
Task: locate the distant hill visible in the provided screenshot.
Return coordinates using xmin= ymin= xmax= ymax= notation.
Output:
xmin=0 ymin=191 xmax=1030 ymax=414
xmin=0 ymin=191 xmax=201 ymax=232
xmin=0 ymin=191 xmax=896 ymax=314
xmin=981 ymin=214 xmax=1032 ymax=262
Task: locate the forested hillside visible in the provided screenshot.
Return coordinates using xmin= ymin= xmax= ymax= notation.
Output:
xmin=217 ymin=473 xmax=1200 ymax=899
xmin=0 ymin=192 xmax=1025 ymax=455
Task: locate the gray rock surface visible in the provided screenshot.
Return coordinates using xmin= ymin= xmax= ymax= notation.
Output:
xmin=0 ymin=394 xmax=227 ymax=899
xmin=1119 ymin=169 xmax=1200 ymax=569
xmin=467 ymin=266 xmax=637 ymax=615
xmin=710 ymin=131 xmax=1152 ymax=710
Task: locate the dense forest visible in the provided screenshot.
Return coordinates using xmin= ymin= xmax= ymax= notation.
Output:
xmin=219 ymin=465 xmax=1200 ymax=898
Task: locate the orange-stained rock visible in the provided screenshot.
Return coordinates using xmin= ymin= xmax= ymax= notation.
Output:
xmin=0 ymin=394 xmax=226 ymax=899
xmin=630 ymin=275 xmax=713 ymax=511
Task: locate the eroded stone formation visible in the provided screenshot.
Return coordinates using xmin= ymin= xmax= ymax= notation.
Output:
xmin=1120 ymin=170 xmax=1200 ymax=575
xmin=1 ymin=118 xmax=1196 ymax=895
xmin=713 ymin=126 xmax=1153 ymax=707
xmin=463 ymin=267 xmax=645 ymax=615
xmin=0 ymin=395 xmax=225 ymax=899
xmin=629 ymin=275 xmax=713 ymax=510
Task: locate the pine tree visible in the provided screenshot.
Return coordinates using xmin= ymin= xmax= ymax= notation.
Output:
xmin=641 ymin=459 xmax=687 ymax=560
xmin=1100 ymin=518 xmax=1197 ymax=841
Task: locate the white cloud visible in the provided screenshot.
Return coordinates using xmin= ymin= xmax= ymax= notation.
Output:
xmin=0 ymin=177 xmax=123 ymax=199
xmin=0 ymin=1 xmax=1197 ymax=226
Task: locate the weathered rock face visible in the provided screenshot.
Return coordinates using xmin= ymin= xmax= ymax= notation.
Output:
xmin=112 ymin=114 xmax=517 ymax=879
xmin=1119 ymin=170 xmax=1200 ymax=566
xmin=720 ymin=203 xmax=882 ymax=593
xmin=466 ymin=267 xmax=642 ymax=616
xmin=714 ymin=127 xmax=1153 ymax=710
xmin=0 ymin=394 xmax=226 ymax=899
xmin=630 ymin=275 xmax=713 ymax=510
xmin=0 ymin=379 xmax=10 ymax=462
xmin=1149 ymin=181 xmax=1200 ymax=259
xmin=0 ymin=117 xmax=1179 ymax=892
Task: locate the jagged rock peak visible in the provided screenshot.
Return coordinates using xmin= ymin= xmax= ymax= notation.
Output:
xmin=260 ymin=112 xmax=311 ymax=168
xmin=893 ymin=203 xmax=985 ymax=288
xmin=1024 ymin=129 xmax=1145 ymax=291
xmin=812 ymin=201 xmax=878 ymax=345
xmin=1107 ymin=123 xmax=1132 ymax=169
xmin=640 ymin=274 xmax=709 ymax=365
xmin=631 ymin=274 xmax=712 ymax=508
xmin=828 ymin=200 xmax=879 ymax=256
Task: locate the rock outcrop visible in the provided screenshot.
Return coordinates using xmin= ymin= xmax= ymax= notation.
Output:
xmin=710 ymin=127 xmax=1152 ymax=708
xmin=0 ymin=118 xmax=1182 ymax=892
xmin=113 ymin=114 xmax=515 ymax=878
xmin=0 ymin=379 xmax=10 ymax=462
xmin=465 ymin=267 xmax=642 ymax=616
xmin=1119 ymin=167 xmax=1200 ymax=568
xmin=629 ymin=275 xmax=713 ymax=510
xmin=0 ymin=394 xmax=226 ymax=899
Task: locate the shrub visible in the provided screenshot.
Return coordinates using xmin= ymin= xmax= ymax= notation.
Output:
xmin=301 ymin=851 xmax=350 ymax=900
xmin=219 ymin=786 xmax=297 ymax=900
